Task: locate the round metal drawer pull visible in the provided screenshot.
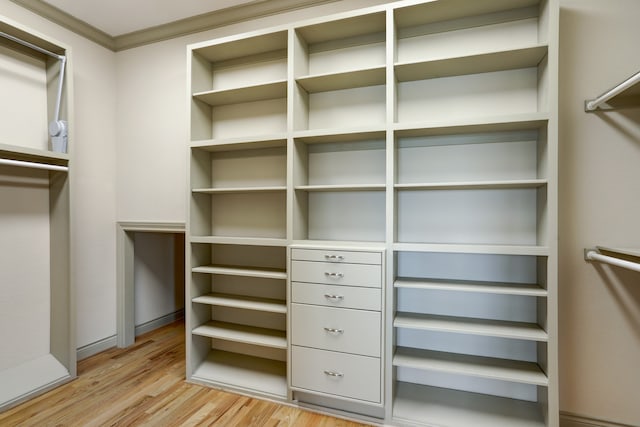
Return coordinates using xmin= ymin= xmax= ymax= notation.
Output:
xmin=323 ymin=327 xmax=344 ymax=334
xmin=324 ymin=254 xmax=345 ymax=261
xmin=324 ymin=294 xmax=344 ymax=301
xmin=324 ymin=272 xmax=344 ymax=278
xmin=323 ymin=370 xmax=344 ymax=378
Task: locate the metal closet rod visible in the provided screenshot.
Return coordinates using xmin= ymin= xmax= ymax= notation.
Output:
xmin=585 ymin=70 xmax=640 ymax=112
xmin=0 ymin=30 xmax=67 ymax=125
xmin=0 ymin=157 xmax=68 ymax=172
xmin=585 ymin=249 xmax=640 ymax=273
xmin=0 ymin=30 xmax=65 ymax=60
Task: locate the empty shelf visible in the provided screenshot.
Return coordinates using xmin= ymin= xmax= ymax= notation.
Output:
xmin=192 ymin=293 xmax=286 ymax=314
xmin=394 ymin=277 xmax=547 ymax=297
xmin=394 ymin=347 xmax=548 ymax=386
xmin=192 ymin=321 xmax=287 ymax=349
xmin=192 ymin=264 xmax=287 ymax=280
xmin=393 ymin=382 xmax=546 ymax=427
xmin=394 ymin=312 xmax=548 ymax=342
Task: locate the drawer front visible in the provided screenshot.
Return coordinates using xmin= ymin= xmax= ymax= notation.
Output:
xmin=291 ymin=260 xmax=381 ymax=288
xmin=291 ymin=304 xmax=381 ymax=357
xmin=292 ymin=282 xmax=381 ymax=311
xmin=291 ymin=346 xmax=381 ymax=403
xmin=291 ymin=248 xmax=381 ymax=265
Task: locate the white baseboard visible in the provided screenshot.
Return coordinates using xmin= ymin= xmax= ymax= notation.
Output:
xmin=561 ymin=412 xmax=637 ymax=427
xmin=76 ymin=335 xmax=117 ymax=361
xmin=76 ymin=310 xmax=184 ymax=361
xmin=134 ymin=309 xmax=184 ymax=337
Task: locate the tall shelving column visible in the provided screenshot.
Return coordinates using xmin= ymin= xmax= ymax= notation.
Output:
xmin=0 ymin=17 xmax=75 ymax=411
xmin=388 ymin=0 xmax=558 ymax=426
xmin=187 ymin=30 xmax=290 ymax=399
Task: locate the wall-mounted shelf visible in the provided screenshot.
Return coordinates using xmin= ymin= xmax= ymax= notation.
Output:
xmin=585 ymin=70 xmax=640 ymax=111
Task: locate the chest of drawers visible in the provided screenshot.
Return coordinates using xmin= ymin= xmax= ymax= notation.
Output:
xmin=289 ymin=246 xmax=384 ymax=405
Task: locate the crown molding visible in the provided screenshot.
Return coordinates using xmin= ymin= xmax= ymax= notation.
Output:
xmin=10 ymin=0 xmax=115 ymax=50
xmin=10 ymin=0 xmax=341 ymax=52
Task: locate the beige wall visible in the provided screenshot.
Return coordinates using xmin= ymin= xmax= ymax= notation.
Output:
xmin=1 ymin=1 xmax=118 ymax=349
xmin=558 ymin=1 xmax=640 ymax=425
xmin=3 ymin=0 xmax=640 ymax=424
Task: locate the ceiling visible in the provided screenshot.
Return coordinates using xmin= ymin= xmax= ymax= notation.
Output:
xmin=41 ymin=0 xmax=263 ymax=37
xmin=12 ymin=0 xmax=338 ymax=51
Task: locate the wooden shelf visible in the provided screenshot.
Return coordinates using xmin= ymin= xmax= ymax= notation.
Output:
xmin=293 ymin=126 xmax=386 ymax=143
xmin=295 ymin=184 xmax=385 ymax=192
xmin=393 ymin=243 xmax=548 ymax=257
xmin=193 ymin=293 xmax=286 ymax=314
xmin=597 ymin=246 xmax=640 ymax=261
xmin=393 ymin=113 xmax=549 ymax=137
xmin=191 ymin=350 xmax=287 ymax=398
xmin=394 ymin=347 xmax=547 ymax=386
xmin=297 ymin=66 xmax=386 ymax=93
xmin=395 ymin=179 xmax=547 ymax=191
xmin=192 ymin=321 xmax=287 ymax=349
xmin=296 ymin=11 xmax=386 ymax=44
xmin=0 ymin=143 xmax=69 ymax=166
xmin=393 ymin=381 xmax=546 ymax=427
xmin=394 ymin=0 xmax=540 ymax=29
xmin=394 ymin=277 xmax=547 ymax=297
xmin=192 ymin=186 xmax=286 ymax=194
xmin=192 ymin=31 xmax=287 ymax=63
xmin=395 ymin=45 xmax=548 ymax=82
xmin=191 ymin=136 xmax=287 ymax=151
xmin=190 ymin=236 xmax=288 ymax=247
xmin=394 ymin=312 xmax=548 ymax=342
xmin=193 ymin=80 xmax=287 ymax=106
xmin=192 ymin=265 xmax=287 ymax=280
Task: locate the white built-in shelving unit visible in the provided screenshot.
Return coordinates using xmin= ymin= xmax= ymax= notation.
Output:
xmin=187 ymin=0 xmax=558 ymax=425
xmin=0 ymin=17 xmax=75 ymax=411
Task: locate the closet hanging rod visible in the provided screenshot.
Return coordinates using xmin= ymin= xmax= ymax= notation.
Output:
xmin=0 ymin=157 xmax=68 ymax=172
xmin=0 ymin=30 xmax=68 ymax=152
xmin=584 ymin=249 xmax=640 ymax=273
xmin=585 ymin=70 xmax=640 ymax=112
xmin=0 ymin=30 xmax=65 ymax=60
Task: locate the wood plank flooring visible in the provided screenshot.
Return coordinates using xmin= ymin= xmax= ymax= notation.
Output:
xmin=0 ymin=321 xmax=372 ymax=426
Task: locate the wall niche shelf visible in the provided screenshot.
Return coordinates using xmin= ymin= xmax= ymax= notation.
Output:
xmin=0 ymin=17 xmax=75 ymax=411
xmin=187 ymin=0 xmax=559 ymax=425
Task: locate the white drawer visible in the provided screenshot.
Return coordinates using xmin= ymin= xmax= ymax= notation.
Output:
xmin=291 ymin=282 xmax=381 ymax=311
xmin=291 ymin=304 xmax=381 ymax=357
xmin=291 ymin=345 xmax=381 ymax=403
xmin=291 ymin=260 xmax=381 ymax=288
xmin=291 ymin=248 xmax=381 ymax=265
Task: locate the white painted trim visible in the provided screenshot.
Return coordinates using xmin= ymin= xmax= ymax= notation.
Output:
xmin=116 ymin=222 xmax=185 ymax=348
xmin=560 ymin=412 xmax=637 ymax=427
xmin=135 ymin=309 xmax=184 ymax=337
xmin=76 ymin=335 xmax=117 ymax=361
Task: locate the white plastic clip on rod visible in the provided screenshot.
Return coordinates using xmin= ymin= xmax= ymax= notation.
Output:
xmin=585 ymin=70 xmax=640 ymax=111
xmin=0 ymin=158 xmax=68 ymax=172
xmin=585 ymin=249 xmax=640 ymax=273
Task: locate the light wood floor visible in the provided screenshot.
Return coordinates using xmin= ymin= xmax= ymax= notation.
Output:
xmin=0 ymin=321 xmax=372 ymax=426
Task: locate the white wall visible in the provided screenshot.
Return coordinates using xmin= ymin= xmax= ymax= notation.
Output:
xmin=558 ymin=1 xmax=640 ymax=426
xmin=0 ymin=1 xmax=118 ymax=349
